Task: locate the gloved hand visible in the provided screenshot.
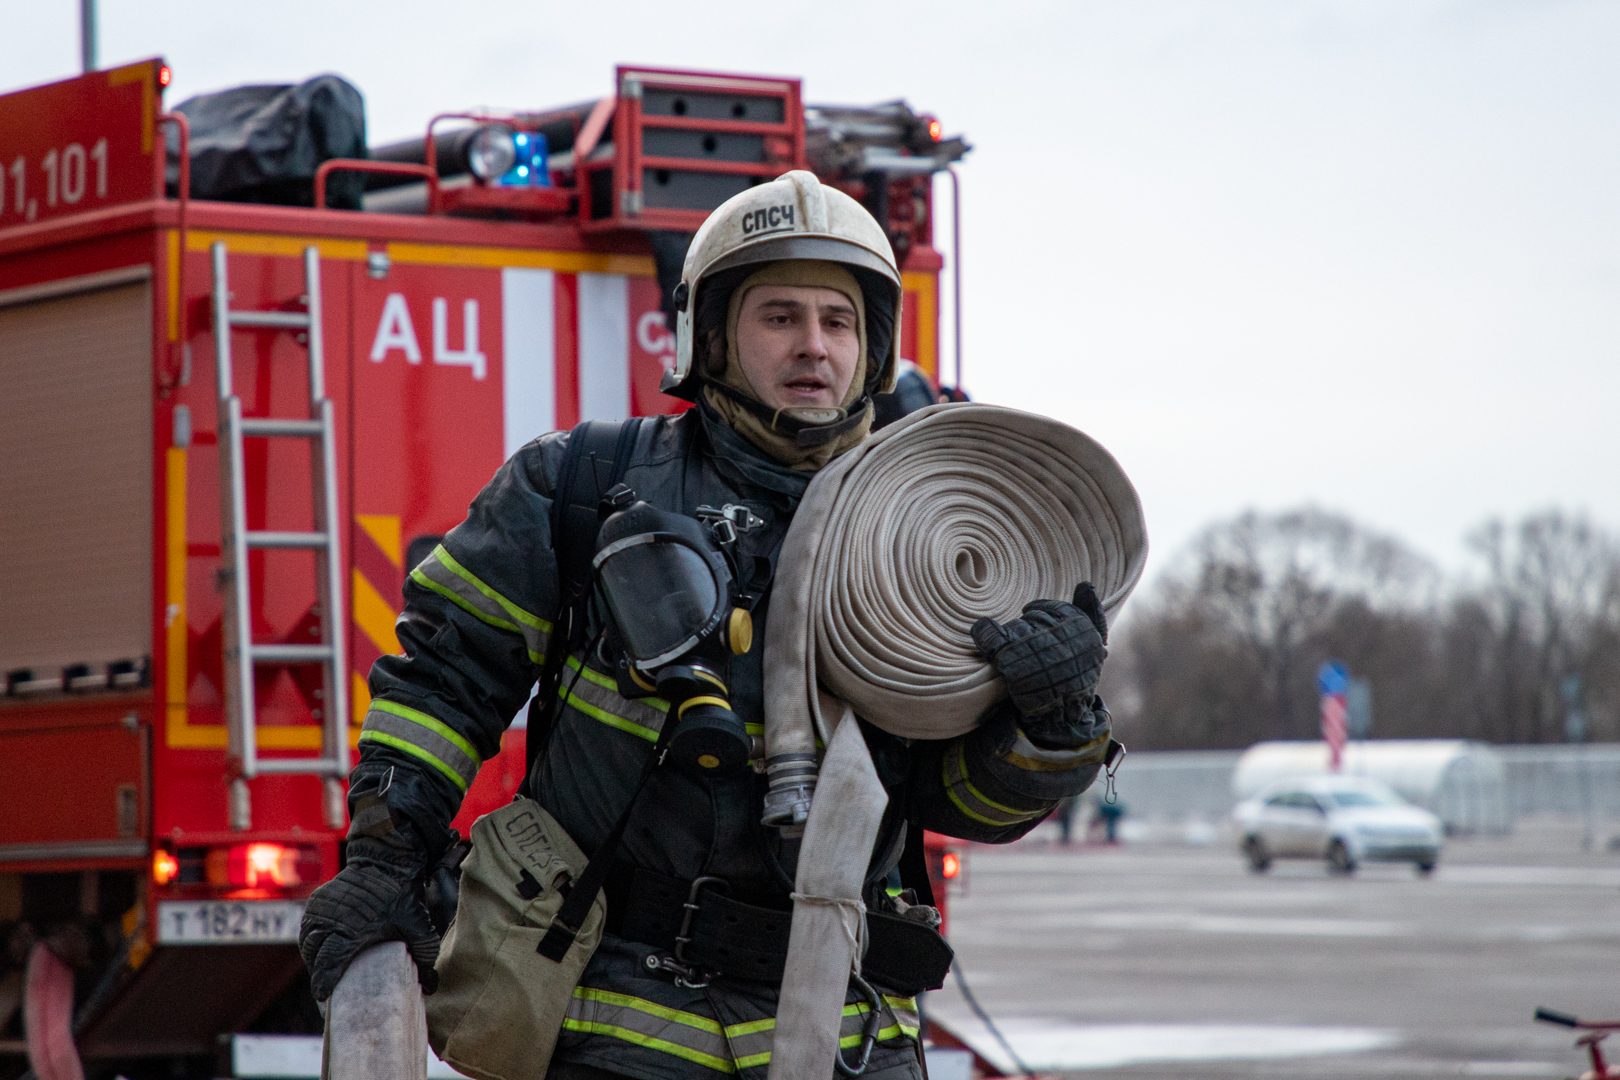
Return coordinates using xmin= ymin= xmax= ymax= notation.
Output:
xmin=971 ymin=582 xmax=1109 ymax=750
xmin=298 ymin=818 xmax=441 ymax=1002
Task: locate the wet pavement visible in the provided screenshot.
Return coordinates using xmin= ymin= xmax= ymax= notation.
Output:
xmin=924 ymin=818 xmax=1620 ymax=1078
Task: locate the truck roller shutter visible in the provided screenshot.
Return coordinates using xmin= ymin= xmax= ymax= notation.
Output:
xmin=0 ymin=275 xmax=153 ymax=681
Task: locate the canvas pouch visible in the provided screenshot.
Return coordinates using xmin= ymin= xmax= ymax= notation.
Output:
xmin=425 ymin=798 xmax=605 ymax=1080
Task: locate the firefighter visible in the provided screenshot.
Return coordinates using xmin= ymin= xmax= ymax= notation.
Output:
xmin=299 ymin=170 xmax=1112 ymax=1080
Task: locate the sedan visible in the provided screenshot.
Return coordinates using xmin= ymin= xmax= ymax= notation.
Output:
xmin=1233 ymin=775 xmax=1443 ymax=875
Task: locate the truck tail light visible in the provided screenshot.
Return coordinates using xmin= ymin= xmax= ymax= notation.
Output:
xmin=152 ymin=849 xmax=179 ymax=885
xmin=204 ymin=843 xmax=318 ymax=889
xmin=941 ymin=852 xmax=961 ymax=879
xmin=158 ymin=65 xmax=173 ymax=88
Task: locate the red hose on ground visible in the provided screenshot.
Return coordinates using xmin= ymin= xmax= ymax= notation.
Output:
xmin=24 ymin=941 xmax=84 ymax=1080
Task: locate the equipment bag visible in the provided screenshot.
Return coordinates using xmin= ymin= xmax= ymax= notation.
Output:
xmin=430 ymin=687 xmax=683 ymax=1078
xmin=426 ymin=799 xmax=605 ymax=1080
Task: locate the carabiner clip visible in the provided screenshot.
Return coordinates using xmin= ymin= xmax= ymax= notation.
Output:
xmin=1103 ymin=739 xmax=1127 ymax=806
xmin=833 ymin=972 xmax=885 ymax=1078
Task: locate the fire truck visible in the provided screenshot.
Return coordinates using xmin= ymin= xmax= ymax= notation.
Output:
xmin=0 ymin=60 xmax=968 ymax=1079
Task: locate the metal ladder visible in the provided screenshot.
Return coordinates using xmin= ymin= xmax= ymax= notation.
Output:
xmin=212 ymin=242 xmax=348 ymax=831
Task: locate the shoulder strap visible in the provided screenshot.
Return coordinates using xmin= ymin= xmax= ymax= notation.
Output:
xmin=551 ymin=418 xmax=643 ymax=600
xmin=898 ymin=822 xmax=936 ymax=908
xmin=536 ymin=696 xmax=680 ymax=962
xmin=522 ymin=417 xmax=646 ymax=791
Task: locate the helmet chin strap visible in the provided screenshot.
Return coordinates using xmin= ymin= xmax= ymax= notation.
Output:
xmin=700 ymin=377 xmax=873 ymax=449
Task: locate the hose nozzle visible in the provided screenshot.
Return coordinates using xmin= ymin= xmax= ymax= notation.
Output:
xmin=762 ymin=753 xmax=819 ymax=835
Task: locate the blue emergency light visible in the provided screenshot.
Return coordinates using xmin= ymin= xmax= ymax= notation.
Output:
xmin=497 ymin=132 xmax=550 ymax=188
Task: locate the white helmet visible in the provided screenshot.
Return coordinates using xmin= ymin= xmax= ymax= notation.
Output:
xmin=664 ymin=170 xmax=902 ymax=401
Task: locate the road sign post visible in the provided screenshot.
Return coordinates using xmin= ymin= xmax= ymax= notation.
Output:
xmin=1317 ymin=661 xmax=1349 ymax=772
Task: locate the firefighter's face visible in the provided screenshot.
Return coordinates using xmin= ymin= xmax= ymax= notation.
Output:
xmin=733 ymin=285 xmax=860 ymax=411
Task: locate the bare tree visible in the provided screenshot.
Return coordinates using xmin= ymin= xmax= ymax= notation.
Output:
xmin=1464 ymin=511 xmax=1620 ymax=743
xmin=1111 ymin=508 xmax=1437 ymax=748
xmin=1110 ymin=506 xmax=1620 ymax=750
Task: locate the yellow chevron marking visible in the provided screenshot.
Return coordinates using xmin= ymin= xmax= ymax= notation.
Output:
xmin=355 ymin=514 xmax=403 ymax=568
xmin=352 ymin=671 xmax=372 ymax=720
xmin=353 ymin=568 xmax=403 ymax=656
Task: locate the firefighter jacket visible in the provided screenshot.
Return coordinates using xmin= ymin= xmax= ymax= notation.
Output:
xmin=353 ymin=403 xmax=1108 ymax=1080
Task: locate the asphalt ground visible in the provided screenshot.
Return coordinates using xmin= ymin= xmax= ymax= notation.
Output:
xmin=922 ymin=818 xmax=1620 ymax=1079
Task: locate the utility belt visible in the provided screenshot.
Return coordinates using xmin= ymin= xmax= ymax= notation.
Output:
xmin=604 ymin=866 xmax=954 ymax=997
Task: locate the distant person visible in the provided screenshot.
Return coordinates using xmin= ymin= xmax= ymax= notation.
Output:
xmin=1053 ymin=795 xmax=1079 ymax=845
xmin=1091 ymin=794 xmax=1125 ymax=844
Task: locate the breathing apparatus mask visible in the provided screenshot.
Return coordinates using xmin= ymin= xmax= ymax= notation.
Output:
xmin=592 ymin=491 xmax=759 ymax=773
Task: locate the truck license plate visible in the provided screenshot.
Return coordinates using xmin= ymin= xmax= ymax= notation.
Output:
xmin=157 ymin=900 xmax=304 ymax=944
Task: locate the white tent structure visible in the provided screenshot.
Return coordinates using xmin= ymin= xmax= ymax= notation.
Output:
xmin=1232 ymin=740 xmax=1511 ymax=835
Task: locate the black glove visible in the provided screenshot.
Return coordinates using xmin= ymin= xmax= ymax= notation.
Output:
xmin=298 ymin=815 xmax=441 ymax=1002
xmin=971 ymin=582 xmax=1109 ymax=750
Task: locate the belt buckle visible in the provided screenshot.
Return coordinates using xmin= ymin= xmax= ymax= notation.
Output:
xmin=645 ymin=875 xmax=730 ymax=989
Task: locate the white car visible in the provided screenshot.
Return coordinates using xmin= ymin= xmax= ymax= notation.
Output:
xmin=1233 ymin=775 xmax=1443 ymax=875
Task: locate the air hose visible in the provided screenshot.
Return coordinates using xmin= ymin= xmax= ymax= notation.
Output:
xmin=760 ymin=402 xmax=1147 ymax=1080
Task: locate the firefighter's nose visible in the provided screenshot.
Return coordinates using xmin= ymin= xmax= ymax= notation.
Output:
xmin=797 ymin=321 xmax=829 ymax=362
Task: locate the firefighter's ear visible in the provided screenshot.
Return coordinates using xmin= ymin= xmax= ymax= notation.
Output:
xmin=705 ymin=328 xmax=727 ymax=374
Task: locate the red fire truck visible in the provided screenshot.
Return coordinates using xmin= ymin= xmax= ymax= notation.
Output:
xmin=0 ymin=59 xmax=967 ymax=1078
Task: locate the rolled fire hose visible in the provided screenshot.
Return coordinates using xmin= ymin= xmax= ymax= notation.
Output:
xmin=761 ymin=403 xmax=1147 ymax=1080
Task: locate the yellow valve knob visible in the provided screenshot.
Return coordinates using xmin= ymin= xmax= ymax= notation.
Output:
xmin=697 ymin=754 xmax=721 ymax=769
xmin=728 ymin=607 xmax=754 ymax=655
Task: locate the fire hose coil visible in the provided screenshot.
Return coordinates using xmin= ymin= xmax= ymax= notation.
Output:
xmin=761 ymin=402 xmax=1147 ymax=1080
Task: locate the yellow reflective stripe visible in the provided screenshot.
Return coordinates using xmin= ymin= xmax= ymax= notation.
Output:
xmin=357 ymin=730 xmax=469 ymax=791
xmin=558 ymin=655 xmax=672 ymax=742
xmin=409 ymin=567 xmax=542 ymax=663
xmin=561 ymin=986 xmax=919 ymax=1074
xmin=1003 ymin=729 xmax=1111 ymax=772
xmin=727 ymin=998 xmax=918 ymax=1070
xmin=560 ymin=1019 xmax=733 ymax=1073
xmin=565 ymin=654 xmax=670 ymax=710
xmin=561 ymin=686 xmax=659 ymax=742
xmin=572 ymin=987 xmax=721 ymax=1033
xmin=359 ymin=700 xmax=481 ymax=791
xmin=841 ymin=1024 xmax=909 ymax=1047
xmin=371 ymin=700 xmax=480 ymax=764
xmin=565 ymin=987 xmax=733 ymax=1073
xmin=409 ymin=568 xmax=518 ymax=633
xmin=963 ymin=776 xmax=1036 ymax=818
xmin=410 ymin=545 xmax=550 ymax=663
xmin=945 ymin=786 xmax=1004 ymax=827
xmin=430 ymin=544 xmax=550 ymax=633
xmin=944 ymin=743 xmax=1044 ymax=827
xmin=843 ymin=998 xmax=920 ymax=1042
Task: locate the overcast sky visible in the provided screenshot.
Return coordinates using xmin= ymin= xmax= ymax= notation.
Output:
xmin=7 ymin=0 xmax=1616 ymax=582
